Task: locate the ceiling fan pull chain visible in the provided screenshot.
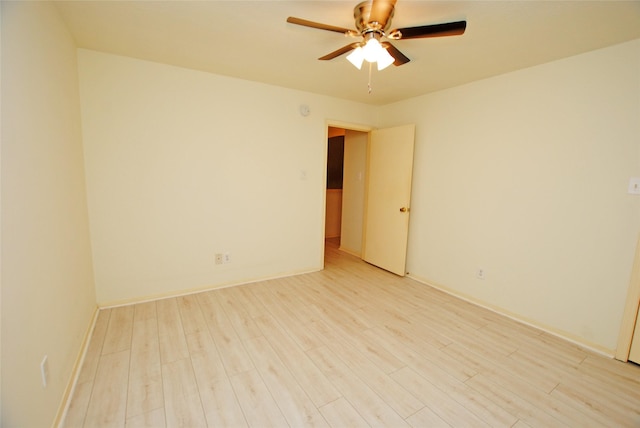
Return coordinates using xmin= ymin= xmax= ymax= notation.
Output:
xmin=368 ymin=61 xmax=373 ymax=94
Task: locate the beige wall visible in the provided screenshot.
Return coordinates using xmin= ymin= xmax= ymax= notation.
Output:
xmin=340 ymin=130 xmax=368 ymax=256
xmin=77 ymin=49 xmax=377 ymax=305
xmin=1 ymin=4 xmax=3 ymax=422
xmin=325 ymin=190 xmax=343 ymax=238
xmin=377 ymin=39 xmax=640 ymax=354
xmin=1 ymin=2 xmax=97 ymax=426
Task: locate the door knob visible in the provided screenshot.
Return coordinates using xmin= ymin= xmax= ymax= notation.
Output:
xmin=399 ymin=207 xmax=409 ymax=213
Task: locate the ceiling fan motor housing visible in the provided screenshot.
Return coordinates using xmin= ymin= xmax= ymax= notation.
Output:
xmin=354 ymin=0 xmax=395 ymax=34
xmin=286 ymin=0 xmax=466 ymax=66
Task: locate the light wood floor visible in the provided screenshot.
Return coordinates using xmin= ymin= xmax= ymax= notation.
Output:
xmin=64 ymin=238 xmax=640 ymax=427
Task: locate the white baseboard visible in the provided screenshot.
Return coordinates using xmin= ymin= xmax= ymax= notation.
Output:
xmin=407 ymin=274 xmax=614 ymax=359
xmin=98 ymin=267 xmax=322 ymax=309
xmin=54 ymin=306 xmax=100 ymax=428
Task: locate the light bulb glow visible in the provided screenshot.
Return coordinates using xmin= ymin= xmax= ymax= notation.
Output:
xmin=346 ymin=47 xmax=365 ymax=69
xmin=362 ymin=38 xmax=383 ymax=63
xmin=377 ymin=48 xmax=395 ymax=70
xmin=346 ymin=34 xmax=396 ymax=72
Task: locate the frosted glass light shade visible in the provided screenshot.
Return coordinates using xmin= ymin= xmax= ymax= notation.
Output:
xmin=362 ymin=38 xmax=383 ymax=62
xmin=346 ymin=47 xmax=365 ymax=69
xmin=347 ymin=38 xmax=395 ymax=71
xmin=377 ymin=48 xmax=395 ymax=70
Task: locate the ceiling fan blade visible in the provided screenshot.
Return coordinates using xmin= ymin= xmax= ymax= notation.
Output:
xmin=393 ymin=20 xmax=467 ymax=39
xmin=318 ymin=43 xmax=361 ymax=61
xmin=286 ymin=17 xmax=354 ymax=35
xmin=368 ymin=0 xmax=397 ymax=28
xmin=381 ymin=42 xmax=410 ymax=66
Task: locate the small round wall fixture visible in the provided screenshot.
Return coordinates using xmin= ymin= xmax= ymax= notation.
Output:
xmin=299 ymin=104 xmax=311 ymax=117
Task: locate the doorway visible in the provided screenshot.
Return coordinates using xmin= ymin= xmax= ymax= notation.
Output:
xmin=324 ymin=128 xmax=345 ymax=242
xmin=322 ymin=123 xmax=416 ymax=275
xmin=324 ymin=125 xmax=369 ymax=263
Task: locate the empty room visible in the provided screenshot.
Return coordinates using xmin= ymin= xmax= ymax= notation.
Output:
xmin=2 ymin=1 xmax=640 ymax=427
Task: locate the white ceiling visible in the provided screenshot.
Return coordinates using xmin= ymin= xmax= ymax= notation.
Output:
xmin=55 ymin=1 xmax=640 ymax=105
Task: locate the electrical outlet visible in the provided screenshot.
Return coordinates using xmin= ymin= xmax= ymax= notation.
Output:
xmin=41 ymin=355 xmax=49 ymax=388
xmin=476 ymin=268 xmax=486 ymax=280
xmin=629 ymin=177 xmax=640 ymax=195
xmin=215 ymin=253 xmax=223 ymax=265
xmin=223 ymin=253 xmax=231 ymax=264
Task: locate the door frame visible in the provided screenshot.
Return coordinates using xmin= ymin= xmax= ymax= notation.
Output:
xmin=321 ymin=120 xmax=373 ymax=268
xmin=615 ymin=233 xmax=640 ymax=361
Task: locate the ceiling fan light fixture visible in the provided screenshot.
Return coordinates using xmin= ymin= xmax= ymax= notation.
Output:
xmin=362 ymin=37 xmax=383 ymax=62
xmin=346 ymin=46 xmax=365 ymax=69
xmin=377 ymin=48 xmax=395 ymax=70
xmin=347 ymin=34 xmax=394 ymax=71
xmin=288 ymin=3 xmax=468 ymax=72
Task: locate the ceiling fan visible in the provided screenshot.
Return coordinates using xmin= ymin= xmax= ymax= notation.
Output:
xmin=286 ymin=0 xmax=466 ymax=70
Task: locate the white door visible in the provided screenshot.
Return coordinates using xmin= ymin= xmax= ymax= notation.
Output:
xmin=362 ymin=124 xmax=415 ymax=276
xmin=629 ymin=312 xmax=640 ymax=364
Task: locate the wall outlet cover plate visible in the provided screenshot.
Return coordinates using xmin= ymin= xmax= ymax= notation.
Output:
xmin=629 ymin=177 xmax=640 ymax=195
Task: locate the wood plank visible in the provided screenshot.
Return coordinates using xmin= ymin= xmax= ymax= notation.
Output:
xmin=442 ymin=341 xmax=594 ymax=426
xmin=244 ymin=335 xmax=329 ymax=427
xmin=125 ymin=408 xmax=165 ymax=428
xmin=84 ymin=350 xmax=130 ymax=427
xmin=229 ymin=369 xmax=289 ymax=427
xmin=465 ymin=373 xmax=572 ymax=428
xmin=77 ymin=308 xmax=111 ymax=384
xmin=102 ymin=306 xmax=134 ymax=355
xmin=62 ymin=378 xmax=93 ymax=427
xmin=552 ymin=377 xmax=640 ymax=427
xmin=392 ymin=367 xmax=489 ymax=428
xmin=411 ymin=310 xmax=518 ymax=362
xmin=161 ymin=358 xmax=207 ymax=427
xmin=363 ymin=326 xmax=475 ymax=383
xmin=576 ymin=355 xmax=640 ymax=401
xmin=358 ymin=304 xmax=453 ymax=349
xmin=309 ymin=321 xmax=422 ymax=418
xmin=176 ymin=294 xmax=208 ymax=335
xmin=307 ymin=345 xmax=409 ymax=427
xmin=253 ymin=314 xmax=341 ymax=407
xmin=186 ymin=330 xmax=247 ymax=427
xmin=319 ymin=397 xmax=370 ymax=428
xmin=227 ymin=283 xmax=270 ymax=318
xmin=253 ymin=284 xmax=325 ymax=351
xmin=310 ymin=317 xmax=406 ymax=375
xmin=267 ymin=276 xmax=319 ymax=324
xmin=196 ymin=291 xmax=254 ymax=375
xmin=195 ymin=375 xmax=247 ymax=428
xmin=406 ymin=406 xmax=452 ymax=427
xmin=127 ymin=302 xmax=163 ymax=419
xmin=215 ymin=287 xmax=263 ymax=340
xmin=156 ymin=298 xmax=189 ymax=364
